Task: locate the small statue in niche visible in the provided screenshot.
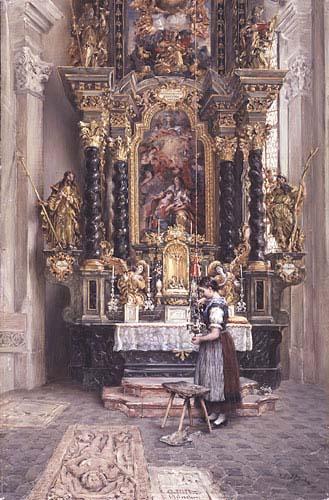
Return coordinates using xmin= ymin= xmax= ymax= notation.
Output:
xmin=265 ymin=173 xmax=305 ymax=252
xmin=40 ymin=171 xmax=82 ymax=250
xmin=117 ymin=261 xmax=148 ymax=306
xmin=239 ymin=6 xmax=277 ymax=69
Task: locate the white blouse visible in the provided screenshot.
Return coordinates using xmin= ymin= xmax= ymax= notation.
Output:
xmin=209 ymin=306 xmax=224 ymax=330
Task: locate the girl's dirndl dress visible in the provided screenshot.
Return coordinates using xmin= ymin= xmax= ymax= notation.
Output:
xmin=194 ymin=297 xmax=241 ymax=412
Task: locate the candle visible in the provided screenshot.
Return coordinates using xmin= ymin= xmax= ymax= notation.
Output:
xmin=112 ymin=266 xmax=115 ymax=280
xmin=190 ymin=221 xmax=193 ymax=235
xmin=157 ymin=218 xmax=160 ymax=236
xmin=205 ymin=264 xmax=208 ymax=277
xmin=240 ymin=265 xmax=243 ymax=280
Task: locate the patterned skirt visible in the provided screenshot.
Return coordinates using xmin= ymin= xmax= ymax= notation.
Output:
xmin=194 ymin=330 xmax=241 ymax=411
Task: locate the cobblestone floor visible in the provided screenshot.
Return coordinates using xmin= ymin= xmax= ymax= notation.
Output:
xmin=0 ymin=380 xmax=328 ymax=500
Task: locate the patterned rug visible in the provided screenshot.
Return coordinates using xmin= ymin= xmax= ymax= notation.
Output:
xmin=0 ymin=399 xmax=69 ymax=428
xmin=27 ymin=425 xmax=151 ymax=500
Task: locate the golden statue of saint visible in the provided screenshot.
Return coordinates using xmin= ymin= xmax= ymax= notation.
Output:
xmin=41 ymin=171 xmax=82 ymax=249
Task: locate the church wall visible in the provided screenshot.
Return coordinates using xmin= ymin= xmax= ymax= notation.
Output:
xmin=43 ymin=0 xmax=81 ymax=380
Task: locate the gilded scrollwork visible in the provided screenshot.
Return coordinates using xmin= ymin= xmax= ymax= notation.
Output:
xmin=47 ymin=252 xmax=75 ymax=282
xmin=108 ymin=118 xmax=132 ymax=162
xmin=79 ymin=118 xmax=108 ymax=149
xmin=275 ymin=256 xmax=306 ymax=286
xmin=241 ymin=122 xmax=271 ymax=151
xmin=214 ymin=136 xmax=238 ymax=162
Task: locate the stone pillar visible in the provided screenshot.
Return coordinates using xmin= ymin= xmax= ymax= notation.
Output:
xmin=278 ymin=0 xmax=317 ymax=383
xmin=0 ymin=0 xmax=63 ymax=393
xmin=215 ymin=136 xmax=238 ymax=262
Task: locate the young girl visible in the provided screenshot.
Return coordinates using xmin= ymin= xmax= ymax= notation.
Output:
xmin=192 ymin=277 xmax=241 ymax=427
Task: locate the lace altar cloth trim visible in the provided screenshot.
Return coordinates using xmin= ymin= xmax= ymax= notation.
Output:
xmin=114 ymin=322 xmax=252 ymax=352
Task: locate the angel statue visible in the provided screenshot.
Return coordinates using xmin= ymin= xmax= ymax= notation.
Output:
xmin=40 ymin=171 xmax=82 ymax=249
xmin=117 ymin=260 xmax=149 ymax=306
xmin=207 ymin=261 xmax=240 ymax=307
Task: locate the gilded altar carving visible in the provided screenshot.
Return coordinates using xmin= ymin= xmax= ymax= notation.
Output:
xmin=108 ymin=119 xmax=132 ymax=161
xmin=47 ymin=252 xmax=76 ymax=282
xmin=275 ymin=256 xmax=306 ymax=286
xmin=41 ymin=172 xmax=82 ymax=250
xmin=239 ymin=7 xmax=277 ymax=69
xmin=214 ymin=136 xmax=238 ymax=162
xmin=79 ymin=118 xmax=108 ymax=149
xmin=117 ymin=261 xmax=148 ymax=306
xmin=240 ymin=122 xmax=271 ymax=151
xmin=163 ymin=241 xmax=189 ymax=297
xmin=69 ymin=1 xmax=110 ymax=68
xmin=100 ymin=241 xmax=128 ymax=273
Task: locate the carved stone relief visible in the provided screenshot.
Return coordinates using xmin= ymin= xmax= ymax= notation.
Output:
xmin=14 ymin=46 xmax=52 ymax=97
xmin=284 ymin=54 xmax=312 ymax=101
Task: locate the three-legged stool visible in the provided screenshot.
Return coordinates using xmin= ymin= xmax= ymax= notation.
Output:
xmin=161 ymin=381 xmax=212 ymax=433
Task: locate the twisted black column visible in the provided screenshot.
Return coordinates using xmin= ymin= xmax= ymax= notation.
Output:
xmin=84 ymin=147 xmax=102 ymax=260
xmin=248 ymin=148 xmax=265 ymax=262
xmin=113 ymin=160 xmax=129 ymax=259
xmin=219 ymin=160 xmax=236 ymax=263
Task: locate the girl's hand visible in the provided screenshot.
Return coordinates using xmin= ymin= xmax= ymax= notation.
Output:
xmin=191 ymin=336 xmax=201 ymax=345
xmin=197 ymin=297 xmax=206 ymax=306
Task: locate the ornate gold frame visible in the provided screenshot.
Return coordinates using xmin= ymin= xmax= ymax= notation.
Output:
xmin=129 ymin=102 xmax=215 ymax=245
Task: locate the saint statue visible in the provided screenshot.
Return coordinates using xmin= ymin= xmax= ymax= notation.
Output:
xmin=41 ymin=171 xmax=82 ymax=249
xmin=266 ymin=174 xmax=305 ymax=252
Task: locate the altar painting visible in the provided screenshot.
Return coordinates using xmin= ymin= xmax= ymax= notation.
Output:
xmin=138 ymin=110 xmax=205 ymax=241
xmin=127 ymin=0 xmax=211 ymax=78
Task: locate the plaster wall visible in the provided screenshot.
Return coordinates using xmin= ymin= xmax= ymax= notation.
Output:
xmin=43 ymin=0 xmax=81 ymax=380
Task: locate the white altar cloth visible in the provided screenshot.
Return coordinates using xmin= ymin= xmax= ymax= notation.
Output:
xmin=114 ymin=321 xmax=252 ymax=352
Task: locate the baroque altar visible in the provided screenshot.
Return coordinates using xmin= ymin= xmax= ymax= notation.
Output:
xmin=41 ymin=0 xmax=310 ymax=390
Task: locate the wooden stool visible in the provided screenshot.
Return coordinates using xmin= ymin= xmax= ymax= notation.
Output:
xmin=161 ymin=381 xmax=212 ymax=433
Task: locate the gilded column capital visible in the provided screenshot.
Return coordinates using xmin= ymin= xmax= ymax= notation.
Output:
xmin=79 ymin=119 xmax=107 ymax=150
xmin=108 ymin=120 xmax=132 ymax=162
xmin=14 ymin=47 xmax=52 ymax=98
xmin=240 ymin=123 xmax=271 ymax=151
xmin=214 ymin=136 xmax=238 ymax=162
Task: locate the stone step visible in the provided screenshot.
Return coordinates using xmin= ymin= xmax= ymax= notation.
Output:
xmin=121 ymin=376 xmax=259 ymax=399
xmin=102 ymin=377 xmax=278 ymax=418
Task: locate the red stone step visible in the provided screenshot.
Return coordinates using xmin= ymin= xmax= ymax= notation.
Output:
xmin=102 ymin=377 xmax=278 ymax=418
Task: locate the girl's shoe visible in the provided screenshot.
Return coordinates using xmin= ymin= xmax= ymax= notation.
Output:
xmin=212 ymin=414 xmax=228 ymax=428
xmin=208 ymin=412 xmax=218 ymax=422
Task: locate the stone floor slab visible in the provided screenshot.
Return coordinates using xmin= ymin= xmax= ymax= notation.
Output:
xmin=26 ymin=424 xmax=151 ymax=500
xmin=0 ymin=398 xmax=69 ymax=428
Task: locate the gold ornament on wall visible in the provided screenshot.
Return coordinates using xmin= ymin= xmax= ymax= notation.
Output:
xmin=275 ymin=256 xmax=306 ymax=286
xmin=47 ymin=252 xmax=75 ymax=282
xmin=117 ymin=260 xmax=149 ymax=306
